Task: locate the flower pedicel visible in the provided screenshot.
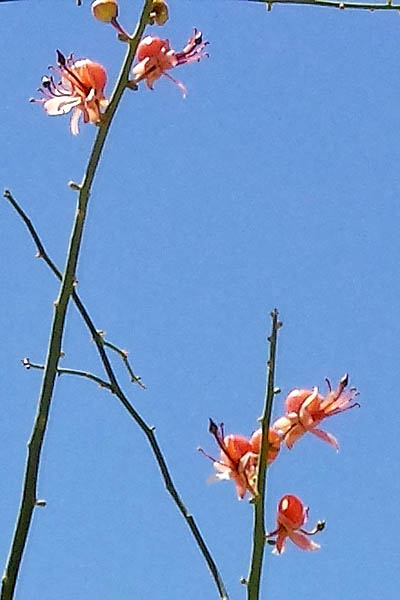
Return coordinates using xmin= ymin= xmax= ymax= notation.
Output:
xmin=30 ymin=51 xmax=108 ymax=135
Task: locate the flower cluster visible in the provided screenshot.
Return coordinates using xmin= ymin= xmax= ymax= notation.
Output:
xmin=200 ymin=374 xmax=359 ymax=554
xmin=31 ymin=0 xmax=207 ymax=134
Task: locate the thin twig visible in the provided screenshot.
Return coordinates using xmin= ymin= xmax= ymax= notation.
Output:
xmin=21 ymin=358 xmax=113 ymax=391
xmin=245 ymin=0 xmax=400 ymax=11
xmin=4 ymin=197 xmax=228 ymax=596
xmin=0 ymin=3 xmax=154 ymax=599
xmin=102 ymin=338 xmax=146 ymax=389
xmin=246 ymin=309 xmax=281 ymax=600
xmin=3 ymin=190 xmax=144 ymax=391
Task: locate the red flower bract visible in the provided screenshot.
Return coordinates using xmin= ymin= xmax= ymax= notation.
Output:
xmin=31 ymin=51 xmax=108 ymax=135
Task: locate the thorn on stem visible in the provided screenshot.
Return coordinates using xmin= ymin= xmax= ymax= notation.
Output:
xmin=35 ymin=499 xmax=47 ymax=507
xmin=117 ymin=32 xmax=130 ymax=42
xmin=68 ymin=181 xmax=81 ymax=191
xmin=266 ymin=539 xmax=276 ymax=546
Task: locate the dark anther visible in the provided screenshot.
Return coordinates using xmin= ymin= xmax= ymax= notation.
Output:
xmin=340 ymin=373 xmax=349 ymax=387
xmin=316 ymin=520 xmax=326 ymax=532
xmin=56 ymin=50 xmax=66 ymax=67
xmin=41 ymin=76 xmax=51 ymax=89
xmin=194 ymin=30 xmax=203 ymax=45
xmin=208 ymin=418 xmax=219 ymax=435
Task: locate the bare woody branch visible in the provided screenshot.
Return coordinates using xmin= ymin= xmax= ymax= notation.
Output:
xmin=3 ymin=190 xmax=228 ymax=599
xmin=242 ymin=0 xmax=400 ymax=11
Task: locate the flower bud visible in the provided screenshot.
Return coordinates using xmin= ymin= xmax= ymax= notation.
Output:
xmin=149 ymin=0 xmax=169 ymax=26
xmin=91 ymin=0 xmax=118 ymax=23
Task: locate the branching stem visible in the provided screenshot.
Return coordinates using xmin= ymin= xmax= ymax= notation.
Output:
xmin=245 ymin=0 xmax=400 ymax=11
xmin=246 ymin=309 xmax=281 ymax=600
xmin=102 ymin=338 xmax=145 ymax=388
xmin=0 ymin=3 xmax=153 ymax=599
xmin=22 ymin=358 xmax=112 ymax=390
xmin=4 ymin=159 xmax=228 ymax=600
xmin=4 ymin=189 xmax=144 ymax=391
xmin=4 ymin=188 xmax=229 ymax=600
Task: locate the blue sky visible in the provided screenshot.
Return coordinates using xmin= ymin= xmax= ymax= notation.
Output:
xmin=0 ymin=1 xmax=399 ymax=599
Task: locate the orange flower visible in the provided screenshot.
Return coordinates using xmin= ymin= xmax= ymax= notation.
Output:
xmin=132 ymin=29 xmax=208 ymax=97
xmin=31 ymin=51 xmax=108 ymax=135
xmin=249 ymin=427 xmax=281 ymax=465
xmin=272 ymin=374 xmax=359 ymax=451
xmin=266 ymin=494 xmax=324 ymax=554
xmin=199 ymin=420 xmax=281 ymax=500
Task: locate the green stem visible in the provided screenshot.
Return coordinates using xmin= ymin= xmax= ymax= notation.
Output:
xmin=0 ymin=3 xmax=153 ymax=599
xmin=102 ymin=339 xmax=145 ymax=388
xmin=3 ymin=189 xmax=142 ymax=395
xmin=22 ymin=358 xmax=112 ymax=390
xmin=4 ymin=142 xmax=229 ymax=600
xmin=246 ymin=309 xmax=281 ymax=600
xmin=244 ymin=0 xmax=400 ymax=10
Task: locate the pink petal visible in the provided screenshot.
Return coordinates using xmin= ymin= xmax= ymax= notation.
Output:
xmin=284 ymin=423 xmax=306 ymax=449
xmin=272 ymin=415 xmax=297 ymax=435
xmin=310 ymin=427 xmax=339 ymax=451
xmin=163 ymin=71 xmax=187 ymax=97
xmin=132 ymin=57 xmax=151 ymax=78
xmin=43 ymin=96 xmax=81 ymax=116
xmin=273 ymin=530 xmax=287 ymax=554
xmin=288 ymin=530 xmax=320 ymax=552
xmin=69 ymin=107 xmax=81 ymax=136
